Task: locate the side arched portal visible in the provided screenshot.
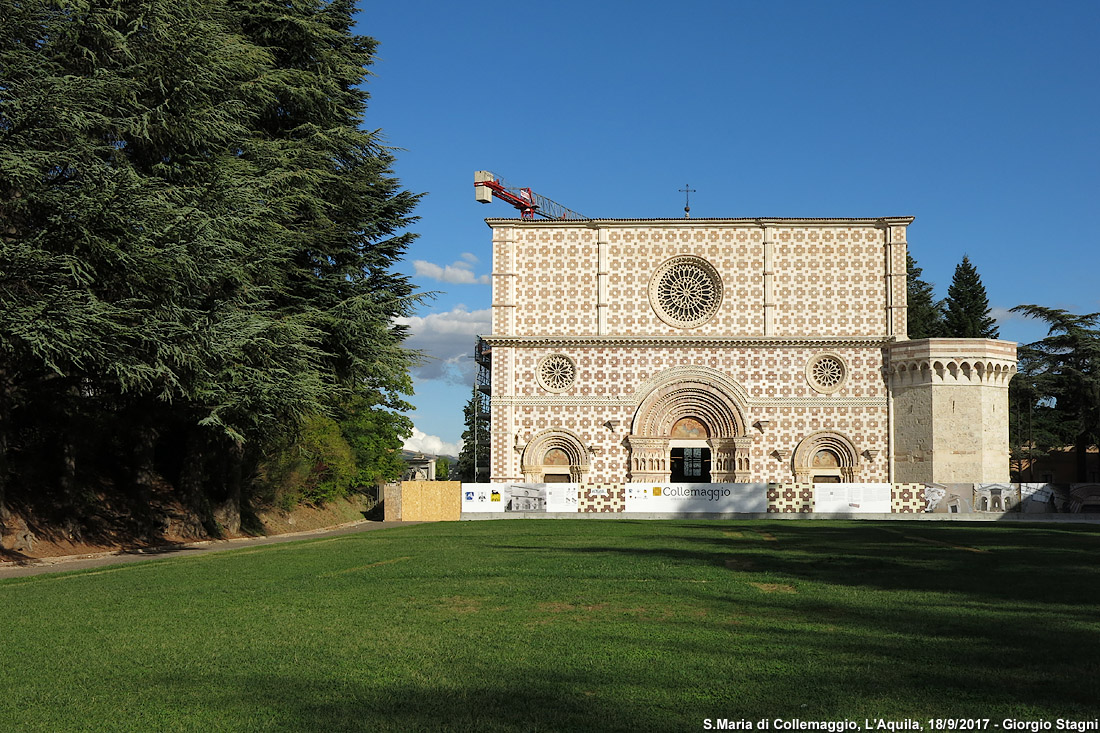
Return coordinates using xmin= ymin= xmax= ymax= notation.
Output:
xmin=520 ymin=429 xmax=590 ymax=483
xmin=626 ymin=371 xmax=752 ymax=483
xmin=792 ymin=431 xmax=860 ymax=483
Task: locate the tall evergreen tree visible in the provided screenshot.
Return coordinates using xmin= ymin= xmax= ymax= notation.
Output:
xmin=1010 ymin=306 xmax=1100 ymax=482
xmin=906 ymin=253 xmax=944 ymax=339
xmin=942 ymin=256 xmax=999 ymax=339
xmin=1 ymin=0 xmax=293 ymax=523
xmin=0 ymin=0 xmax=420 ymax=531
xmin=225 ymin=0 xmax=422 ymax=508
xmin=456 ymin=387 xmax=490 ymax=483
xmin=1009 ymin=345 xmax=1064 ymax=481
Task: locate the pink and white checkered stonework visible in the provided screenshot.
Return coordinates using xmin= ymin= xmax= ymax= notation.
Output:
xmin=482 ymin=218 xmax=1016 ymax=486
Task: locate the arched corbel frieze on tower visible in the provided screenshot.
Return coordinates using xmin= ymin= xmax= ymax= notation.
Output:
xmin=520 ymin=428 xmax=590 ymax=483
xmin=626 ymin=367 xmax=753 ymax=483
xmin=792 ymin=431 xmax=860 ymax=483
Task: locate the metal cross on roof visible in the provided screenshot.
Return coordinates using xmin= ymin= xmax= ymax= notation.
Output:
xmin=679 ymin=184 xmax=696 ymax=218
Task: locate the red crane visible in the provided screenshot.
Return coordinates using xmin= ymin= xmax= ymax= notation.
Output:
xmin=473 ymin=170 xmax=586 ymax=220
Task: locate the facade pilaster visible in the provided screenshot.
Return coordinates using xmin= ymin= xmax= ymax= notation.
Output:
xmin=489 ymin=223 xmax=519 ymax=481
xmin=596 ymin=226 xmax=609 ymax=335
xmin=882 ymin=218 xmax=909 ymax=340
xmin=491 ymin=224 xmax=516 ymax=337
xmin=760 ymin=221 xmax=776 ymax=337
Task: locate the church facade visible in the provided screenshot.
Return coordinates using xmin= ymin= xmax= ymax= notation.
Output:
xmin=482 ymin=217 xmax=1016 ymax=486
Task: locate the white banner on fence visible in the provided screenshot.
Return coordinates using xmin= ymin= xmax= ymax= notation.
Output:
xmin=624 ymin=483 xmax=768 ymax=513
xmin=813 ymin=483 xmax=892 ymax=513
xmin=461 ymin=483 xmax=581 ymax=513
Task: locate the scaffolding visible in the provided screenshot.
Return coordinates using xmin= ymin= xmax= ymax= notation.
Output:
xmin=475 ymin=336 xmax=491 ymax=397
xmin=472 ymin=337 xmax=492 ymax=482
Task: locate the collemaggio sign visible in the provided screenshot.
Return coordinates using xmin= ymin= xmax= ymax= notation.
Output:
xmin=459 ymin=483 xmax=895 ymax=515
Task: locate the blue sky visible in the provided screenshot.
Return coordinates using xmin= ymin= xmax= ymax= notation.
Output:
xmin=355 ymin=1 xmax=1100 ymax=456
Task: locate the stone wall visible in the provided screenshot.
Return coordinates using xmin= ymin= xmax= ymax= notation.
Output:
xmin=486 ymin=218 xmax=910 ymax=485
xmin=489 ymin=218 xmax=909 ymax=339
xmin=491 ymin=347 xmax=890 ymax=484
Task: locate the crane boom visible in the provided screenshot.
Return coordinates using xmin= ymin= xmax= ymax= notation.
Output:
xmin=474 ymin=170 xmax=587 ymax=220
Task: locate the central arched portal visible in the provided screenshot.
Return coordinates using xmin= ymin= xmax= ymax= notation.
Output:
xmin=669 ymin=417 xmax=712 ymax=482
xmin=626 ymin=374 xmax=753 ymax=483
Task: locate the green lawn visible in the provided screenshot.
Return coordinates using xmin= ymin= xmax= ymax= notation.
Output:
xmin=2 ymin=520 xmax=1099 ymax=732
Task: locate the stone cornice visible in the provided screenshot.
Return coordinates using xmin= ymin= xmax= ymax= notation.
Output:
xmin=491 ymin=395 xmax=887 ymax=408
xmin=483 ymin=335 xmax=894 ymax=349
xmin=485 ymin=217 xmax=915 ymax=228
xmin=887 ymin=337 xmax=1018 ymax=362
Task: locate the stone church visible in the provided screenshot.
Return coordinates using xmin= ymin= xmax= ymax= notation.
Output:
xmin=481 ymin=217 xmax=1016 ymax=485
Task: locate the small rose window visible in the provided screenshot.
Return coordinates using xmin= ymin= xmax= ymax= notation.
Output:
xmin=806 ymin=353 xmax=848 ymax=394
xmin=537 ymin=354 xmax=576 ymax=392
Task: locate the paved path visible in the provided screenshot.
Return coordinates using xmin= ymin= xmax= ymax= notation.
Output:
xmin=0 ymin=520 xmax=422 ymax=578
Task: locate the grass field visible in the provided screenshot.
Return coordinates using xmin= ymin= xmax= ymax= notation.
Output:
xmin=2 ymin=520 xmax=1099 ymax=732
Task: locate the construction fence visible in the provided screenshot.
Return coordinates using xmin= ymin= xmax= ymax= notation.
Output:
xmin=388 ymin=481 xmax=1100 ymax=521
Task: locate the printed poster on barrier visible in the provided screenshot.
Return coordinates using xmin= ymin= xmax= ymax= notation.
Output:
xmin=460 ymin=483 xmax=580 ymax=513
xmin=461 ymin=483 xmax=506 ymax=513
xmin=923 ymin=484 xmax=976 ymax=514
xmin=504 ymin=483 xmax=580 ymax=512
xmin=543 ymin=484 xmax=580 ymax=513
xmin=624 ymin=484 xmax=768 ymax=513
xmin=813 ymin=483 xmax=892 ymax=513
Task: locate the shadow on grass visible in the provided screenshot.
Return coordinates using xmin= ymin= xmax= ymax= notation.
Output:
xmin=492 ymin=520 xmax=1100 ymax=605
xmin=143 ymin=608 xmax=1100 ymax=733
xmin=454 ymin=520 xmax=1100 ymax=719
xmin=148 ymin=674 xmax=676 ymax=733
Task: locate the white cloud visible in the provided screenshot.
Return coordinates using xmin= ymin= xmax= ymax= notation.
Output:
xmin=990 ymin=306 xmax=1026 ymax=325
xmin=403 ymin=427 xmax=462 ymax=458
xmin=413 ymin=257 xmax=490 ymax=285
xmin=396 ymin=305 xmax=492 ymax=383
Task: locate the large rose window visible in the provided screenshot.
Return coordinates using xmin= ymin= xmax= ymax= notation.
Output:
xmin=649 ymin=256 xmax=723 ymax=328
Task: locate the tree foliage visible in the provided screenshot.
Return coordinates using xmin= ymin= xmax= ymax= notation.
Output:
xmin=906 ymin=253 xmax=944 ymax=339
xmin=336 ymin=389 xmax=414 ymax=488
xmin=942 ymin=256 xmax=999 ymax=339
xmin=0 ymin=0 xmax=419 ymax=533
xmin=1009 ymin=306 xmax=1100 ymax=482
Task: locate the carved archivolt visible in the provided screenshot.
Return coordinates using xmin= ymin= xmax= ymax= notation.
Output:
xmin=633 ymin=380 xmax=746 ymax=438
xmin=792 ymin=430 xmax=860 ymax=482
xmin=630 ymin=366 xmax=750 ymax=408
xmin=520 ymin=428 xmax=589 ymax=482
